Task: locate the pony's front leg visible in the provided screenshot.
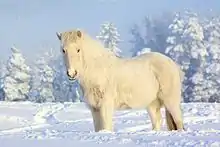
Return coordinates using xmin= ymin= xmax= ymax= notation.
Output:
xmin=90 ymin=107 xmax=102 ymax=132
xmin=99 ymin=99 xmax=114 ymax=132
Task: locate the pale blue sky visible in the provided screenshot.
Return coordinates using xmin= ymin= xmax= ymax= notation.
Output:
xmin=0 ymin=0 xmax=219 ymax=60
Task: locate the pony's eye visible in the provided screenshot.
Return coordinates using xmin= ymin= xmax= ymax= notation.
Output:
xmin=77 ymin=49 xmax=80 ymax=53
xmin=62 ymin=48 xmax=66 ymax=54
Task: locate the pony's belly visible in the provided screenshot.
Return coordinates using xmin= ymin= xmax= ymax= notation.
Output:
xmin=115 ymin=102 xmax=148 ymax=110
xmin=115 ymin=93 xmax=156 ymax=110
xmin=115 ymin=73 xmax=159 ymax=110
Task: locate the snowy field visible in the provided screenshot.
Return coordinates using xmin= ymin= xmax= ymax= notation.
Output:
xmin=0 ymin=102 xmax=219 ymax=147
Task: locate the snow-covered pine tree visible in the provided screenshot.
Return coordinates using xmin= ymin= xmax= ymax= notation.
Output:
xmin=3 ymin=47 xmax=31 ymax=101
xmin=143 ymin=15 xmax=171 ymax=53
xmin=184 ymin=13 xmax=209 ymax=102
xmin=165 ymin=12 xmax=190 ymax=71
xmin=129 ymin=13 xmax=173 ymax=57
xmin=165 ymin=11 xmax=209 ymax=102
xmin=129 ymin=24 xmax=146 ymax=57
xmin=203 ymin=17 xmax=220 ymax=102
xmin=30 ymin=49 xmax=55 ymax=103
xmin=96 ymin=22 xmax=122 ymax=57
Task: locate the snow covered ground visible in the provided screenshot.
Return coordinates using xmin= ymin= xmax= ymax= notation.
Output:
xmin=0 ymin=102 xmax=219 ymax=147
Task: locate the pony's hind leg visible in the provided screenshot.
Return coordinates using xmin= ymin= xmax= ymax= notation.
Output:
xmin=163 ymin=99 xmax=184 ymax=131
xmin=147 ymin=99 xmax=162 ymax=131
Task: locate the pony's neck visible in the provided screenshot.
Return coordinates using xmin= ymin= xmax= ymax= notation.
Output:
xmin=78 ymin=34 xmax=118 ymax=85
xmin=82 ymin=34 xmax=117 ymax=67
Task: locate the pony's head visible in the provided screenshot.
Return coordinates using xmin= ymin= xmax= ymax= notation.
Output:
xmin=56 ymin=29 xmax=84 ymax=81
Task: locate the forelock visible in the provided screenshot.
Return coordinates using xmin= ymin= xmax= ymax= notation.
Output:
xmin=60 ymin=30 xmax=78 ymax=44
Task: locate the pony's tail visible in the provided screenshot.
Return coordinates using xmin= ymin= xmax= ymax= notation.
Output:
xmin=165 ymin=109 xmax=177 ymax=130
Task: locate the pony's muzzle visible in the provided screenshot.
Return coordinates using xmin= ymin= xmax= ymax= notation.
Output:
xmin=67 ymin=69 xmax=78 ymax=80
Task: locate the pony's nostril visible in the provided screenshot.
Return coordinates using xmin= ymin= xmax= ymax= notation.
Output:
xmin=74 ymin=70 xmax=78 ymax=76
xmin=66 ymin=71 xmax=70 ymax=77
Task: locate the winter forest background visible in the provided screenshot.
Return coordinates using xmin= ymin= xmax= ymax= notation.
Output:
xmin=1 ymin=10 xmax=220 ymax=103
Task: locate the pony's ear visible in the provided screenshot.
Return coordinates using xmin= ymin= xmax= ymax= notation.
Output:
xmin=56 ymin=32 xmax=61 ymax=40
xmin=76 ymin=30 xmax=82 ymax=38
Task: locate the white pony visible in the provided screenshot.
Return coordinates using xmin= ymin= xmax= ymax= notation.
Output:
xmin=56 ymin=29 xmax=185 ymax=132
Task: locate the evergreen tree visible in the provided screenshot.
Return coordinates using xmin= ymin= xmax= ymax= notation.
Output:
xmin=143 ymin=15 xmax=171 ymax=53
xmin=129 ymin=24 xmax=146 ymax=57
xmin=30 ymin=49 xmax=55 ymax=103
xmin=3 ymin=47 xmax=31 ymax=101
xmin=203 ymin=17 xmax=220 ymax=102
xmin=96 ymin=22 xmax=122 ymax=57
xmin=129 ymin=13 xmax=173 ymax=57
xmin=165 ymin=12 xmax=209 ymax=102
